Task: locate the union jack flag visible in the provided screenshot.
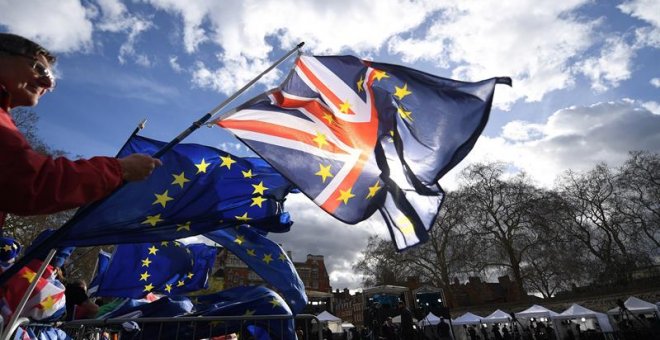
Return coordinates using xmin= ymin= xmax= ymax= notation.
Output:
xmin=0 ymin=259 xmax=66 ymax=322
xmin=216 ymin=55 xmax=509 ymax=250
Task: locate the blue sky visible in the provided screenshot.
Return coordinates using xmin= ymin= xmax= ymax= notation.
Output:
xmin=1 ymin=0 xmax=659 ymax=290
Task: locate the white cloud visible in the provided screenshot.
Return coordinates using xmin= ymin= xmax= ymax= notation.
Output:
xmin=191 ymin=56 xmax=283 ymax=94
xmin=387 ymin=1 xmax=597 ymax=108
xmin=651 ymin=78 xmax=660 ymax=88
xmin=146 ymin=0 xmax=442 ymax=94
xmin=95 ymin=0 xmax=155 ymax=66
xmin=441 ymin=100 xmax=660 ymax=189
xmin=0 ymin=0 xmax=94 ymax=53
xmin=642 ymin=101 xmax=660 ymax=115
xmin=270 ymin=194 xmax=387 ymax=290
xmin=618 ymin=0 xmax=660 ymax=28
xmin=169 ymin=55 xmax=183 ymax=72
xmin=577 ymin=37 xmax=634 ymax=92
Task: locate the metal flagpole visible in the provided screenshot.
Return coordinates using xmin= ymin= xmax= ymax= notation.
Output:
xmin=0 ymin=249 xmax=57 ymax=340
xmin=153 ymin=41 xmax=304 ymax=158
xmin=0 ymin=43 xmax=304 ymax=287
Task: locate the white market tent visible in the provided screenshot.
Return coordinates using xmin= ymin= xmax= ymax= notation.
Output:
xmin=452 ymin=312 xmax=483 ymax=326
xmin=392 ymin=314 xmax=418 ymax=324
xmin=515 ymin=304 xmax=561 ymax=336
xmin=607 ymin=296 xmax=660 ymax=315
xmin=554 ymin=304 xmax=613 ymax=333
xmin=516 ymin=304 xmax=559 ymax=319
xmin=481 ymin=309 xmax=512 ymax=324
xmin=317 ymin=311 xmax=343 ymax=333
xmin=418 ymin=312 xmax=442 ymax=327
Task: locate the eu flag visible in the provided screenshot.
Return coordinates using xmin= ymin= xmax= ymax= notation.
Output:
xmin=88 ymin=241 xmax=216 ymax=299
xmin=192 ymin=285 xmax=295 ymax=340
xmin=54 ymin=135 xmax=295 ymax=247
xmin=216 ymin=55 xmax=509 ymax=250
xmin=204 ymin=225 xmax=307 ymax=314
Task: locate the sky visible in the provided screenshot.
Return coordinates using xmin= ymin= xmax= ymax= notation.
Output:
xmin=1 ymin=0 xmax=659 ymax=291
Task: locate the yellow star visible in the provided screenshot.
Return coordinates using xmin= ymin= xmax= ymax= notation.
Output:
xmin=165 ymin=284 xmax=173 ymax=293
xmin=357 ymin=76 xmax=365 ymax=92
xmin=220 ymin=155 xmax=236 ymax=169
xmin=234 ymin=235 xmax=245 ymax=245
xmin=141 ymin=258 xmax=152 ymax=267
xmin=263 ymin=253 xmax=273 ymax=264
xmin=40 ymin=295 xmax=57 ymax=310
xmin=171 ymin=172 xmax=190 ymax=188
xmin=269 ymin=298 xmax=282 ymax=308
xmin=339 ymin=100 xmax=351 ymax=113
xmin=176 ymin=221 xmax=191 ymax=232
xmin=195 ymin=158 xmax=211 ymax=174
xmin=148 ymin=246 xmax=159 ymax=255
xmin=142 ymin=214 xmax=163 ymax=227
xmin=366 ymin=180 xmax=382 ymax=199
xmin=153 ymin=190 xmax=174 ymax=208
xmin=235 ymin=212 xmax=252 ymax=222
xmin=22 ymin=269 xmax=36 ymax=283
xmin=373 ymin=70 xmax=389 ymax=81
xmin=279 ymin=252 xmax=288 ymax=261
xmin=315 ymin=164 xmax=334 ymax=183
xmin=394 ymin=83 xmax=412 ymax=100
xmin=187 ymin=272 xmax=194 ymax=279
xmin=313 ymin=132 xmax=329 ymax=149
xmin=177 ymin=280 xmax=185 ymax=287
xmin=337 ymin=187 xmax=355 ymax=205
xmin=2 ymin=244 xmax=11 ymax=252
xmin=242 ymin=169 xmax=254 ymax=178
xmin=246 ymin=249 xmax=256 ymax=256
xmin=139 ymin=271 xmax=151 ymax=281
xmin=397 ymin=105 xmax=413 ymax=121
xmin=397 ymin=215 xmax=415 ymax=236
xmin=322 ymin=112 xmax=335 ymax=124
xmin=144 ymin=283 xmax=154 ymax=292
xmin=244 ymin=309 xmax=255 ymax=316
xmin=252 ymin=181 xmax=268 ymax=195
xmin=161 ymin=241 xmax=169 ymax=247
xmin=251 ymin=196 xmax=267 ymax=208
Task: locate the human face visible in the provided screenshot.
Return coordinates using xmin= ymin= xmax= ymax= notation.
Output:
xmin=0 ymin=52 xmax=55 ymax=108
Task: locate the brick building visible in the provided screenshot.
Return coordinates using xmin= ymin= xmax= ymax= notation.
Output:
xmin=449 ymin=275 xmax=525 ymax=307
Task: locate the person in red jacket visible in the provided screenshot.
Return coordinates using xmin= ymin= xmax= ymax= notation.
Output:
xmin=0 ymin=32 xmax=161 ymax=229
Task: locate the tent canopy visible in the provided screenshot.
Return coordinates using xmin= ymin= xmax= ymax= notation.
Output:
xmin=317 ymin=310 xmax=341 ymax=322
xmin=607 ymin=296 xmax=659 ymax=315
xmin=555 ymin=304 xmax=613 ymax=333
xmin=482 ymin=309 xmax=512 ymax=323
xmin=516 ymin=304 xmax=559 ymax=319
xmin=453 ymin=312 xmax=482 ymax=325
xmin=419 ymin=312 xmax=441 ymax=326
xmin=392 ymin=314 xmax=419 ymax=324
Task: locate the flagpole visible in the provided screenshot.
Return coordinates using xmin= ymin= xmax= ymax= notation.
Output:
xmin=0 ymin=44 xmax=303 ymax=287
xmin=0 ymin=249 xmax=57 ymax=340
xmin=153 ymin=42 xmax=304 ymax=158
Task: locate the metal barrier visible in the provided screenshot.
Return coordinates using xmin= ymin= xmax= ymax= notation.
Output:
xmin=3 ymin=314 xmax=322 ymax=340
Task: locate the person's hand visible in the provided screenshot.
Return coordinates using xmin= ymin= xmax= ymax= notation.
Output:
xmin=118 ymin=153 xmax=162 ymax=181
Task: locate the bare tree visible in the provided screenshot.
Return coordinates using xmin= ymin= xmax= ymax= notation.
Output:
xmin=458 ymin=162 xmax=549 ymax=298
xmin=616 ymin=151 xmax=660 ymax=250
xmin=557 ymin=164 xmax=647 ymax=284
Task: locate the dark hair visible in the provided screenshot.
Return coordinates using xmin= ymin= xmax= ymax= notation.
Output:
xmin=0 ymin=33 xmax=56 ymax=64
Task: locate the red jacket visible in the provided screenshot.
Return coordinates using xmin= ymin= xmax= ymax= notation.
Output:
xmin=0 ymin=93 xmax=123 ymax=228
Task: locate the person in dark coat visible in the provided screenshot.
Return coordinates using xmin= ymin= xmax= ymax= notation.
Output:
xmin=397 ymin=301 xmax=414 ymax=340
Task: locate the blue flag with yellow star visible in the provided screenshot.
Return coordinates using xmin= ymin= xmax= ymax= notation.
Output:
xmin=204 ymin=225 xmax=307 ymax=314
xmin=192 ymin=285 xmax=295 ymax=340
xmin=216 ymin=55 xmax=510 ymax=250
xmin=52 ymin=135 xmax=295 ymax=247
xmin=88 ymin=241 xmax=216 ymax=299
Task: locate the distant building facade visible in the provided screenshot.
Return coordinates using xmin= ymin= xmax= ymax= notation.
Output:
xmin=449 ymin=275 xmax=525 ymax=307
